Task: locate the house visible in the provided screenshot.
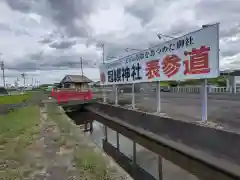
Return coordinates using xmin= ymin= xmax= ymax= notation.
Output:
xmin=60 ymin=75 xmax=92 ymax=89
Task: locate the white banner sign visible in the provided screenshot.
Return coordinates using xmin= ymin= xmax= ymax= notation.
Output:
xmin=99 ymin=24 xmax=220 ymax=85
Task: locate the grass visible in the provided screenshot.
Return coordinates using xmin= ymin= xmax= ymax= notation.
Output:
xmin=0 ymin=106 xmax=40 ymax=178
xmin=46 ymin=103 xmax=122 ymax=180
xmin=160 ymin=82 xmax=169 ymax=86
xmin=0 ymin=93 xmax=31 ymax=104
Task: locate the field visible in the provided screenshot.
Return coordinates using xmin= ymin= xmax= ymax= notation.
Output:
xmin=0 ymin=106 xmax=40 ymax=178
xmin=0 ymin=94 xmax=31 ymax=104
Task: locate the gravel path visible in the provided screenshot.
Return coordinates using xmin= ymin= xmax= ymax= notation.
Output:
xmin=30 ymin=107 xmax=79 ymax=180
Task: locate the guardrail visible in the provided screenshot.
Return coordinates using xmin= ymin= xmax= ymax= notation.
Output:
xmin=170 ymin=86 xmax=235 ymax=93
xmin=85 ymin=103 xmax=240 ymax=180
xmin=91 ymin=86 xmax=240 ymax=94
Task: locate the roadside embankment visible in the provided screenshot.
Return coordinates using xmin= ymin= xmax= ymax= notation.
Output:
xmin=0 ymin=91 xmax=132 ymax=179
xmin=44 ymin=102 xmax=133 ymax=179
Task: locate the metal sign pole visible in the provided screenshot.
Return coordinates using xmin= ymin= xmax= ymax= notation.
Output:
xmin=201 ymin=79 xmax=208 ymax=121
xmin=132 ymin=83 xmax=135 ymax=109
xmin=101 ymin=43 xmax=107 ymax=103
xmin=157 ymin=81 xmax=161 ymax=113
xmin=233 ymin=76 xmax=237 ymax=94
xmin=103 ymin=86 xmax=107 ymax=103
xmin=115 ymin=85 xmax=118 ymax=106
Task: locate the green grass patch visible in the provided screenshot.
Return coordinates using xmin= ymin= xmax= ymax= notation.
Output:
xmin=46 ymin=103 xmax=121 ymax=180
xmin=160 ymin=82 xmax=169 ymax=86
xmin=0 ymin=106 xmax=40 ymax=178
xmin=0 ymin=94 xmax=31 ymax=104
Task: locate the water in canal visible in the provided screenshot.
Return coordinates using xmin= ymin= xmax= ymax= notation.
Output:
xmin=83 ymin=120 xmax=199 ymax=180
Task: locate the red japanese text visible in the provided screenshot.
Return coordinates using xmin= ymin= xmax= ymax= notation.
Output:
xmin=162 ymin=55 xmax=181 ymax=78
xmin=145 ymin=60 xmax=160 ymax=79
xmin=184 ymin=45 xmax=211 ymax=75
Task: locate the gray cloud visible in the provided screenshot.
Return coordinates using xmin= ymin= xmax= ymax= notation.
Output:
xmin=4 ymin=0 xmax=34 ymax=13
xmin=194 ymin=0 xmax=240 ymax=60
xmin=220 ymin=24 xmax=240 ymax=39
xmin=195 ymin=0 xmax=240 ymax=36
xmin=3 ymin=0 xmax=240 ymax=76
xmin=220 ymin=40 xmax=240 ymax=57
xmin=49 ymin=40 xmax=76 ymax=49
xmin=5 ymin=0 xmax=98 ymax=37
xmin=4 ymin=50 xmax=99 ymax=72
xmin=38 ymin=37 xmax=52 ymax=44
xmin=38 ymin=30 xmax=64 ymax=44
xmin=124 ymin=1 xmax=156 ymax=26
xmin=164 ymin=21 xmax=200 ymax=37
xmin=0 ymin=23 xmax=11 ymax=31
xmin=124 ymin=0 xmax=171 ymax=26
xmin=0 ymin=22 xmax=31 ymax=36
xmin=46 ymin=0 xmax=97 ymax=37
xmin=28 ymin=51 xmax=44 ymax=61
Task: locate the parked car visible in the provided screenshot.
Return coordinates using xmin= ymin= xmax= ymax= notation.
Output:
xmin=161 ymin=86 xmax=171 ymax=92
xmin=152 ymin=86 xmax=171 ymax=92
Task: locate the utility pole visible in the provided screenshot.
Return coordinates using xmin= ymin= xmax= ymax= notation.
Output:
xmin=102 ymin=44 xmax=105 ymax=64
xmin=21 ymin=73 xmax=26 ymax=87
xmin=0 ymin=61 xmax=5 ymax=87
xmin=80 ymin=57 xmax=84 ymax=76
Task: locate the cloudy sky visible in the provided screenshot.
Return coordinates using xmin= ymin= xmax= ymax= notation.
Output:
xmin=0 ymin=0 xmax=239 ymax=86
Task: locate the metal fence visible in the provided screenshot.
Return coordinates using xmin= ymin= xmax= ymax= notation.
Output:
xmin=91 ymin=83 xmax=240 ymax=130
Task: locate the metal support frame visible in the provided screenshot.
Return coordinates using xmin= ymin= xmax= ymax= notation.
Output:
xmin=158 ymin=156 xmax=163 ymax=180
xmin=115 ymin=85 xmax=118 ymax=106
xmin=103 ymin=86 xmax=107 ymax=103
xmin=201 ymin=79 xmax=208 ymax=121
xmin=104 ymin=125 xmax=108 ymax=141
xmin=133 ymin=141 xmax=136 ymax=164
xmin=157 ymin=81 xmax=161 ymax=113
xmin=116 ymin=132 xmax=120 ymax=150
xmin=132 ymin=83 xmax=135 ymax=109
xmin=233 ymin=76 xmax=237 ymax=94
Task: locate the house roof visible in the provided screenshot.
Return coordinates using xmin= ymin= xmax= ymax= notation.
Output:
xmin=60 ymin=75 xmax=92 ymax=83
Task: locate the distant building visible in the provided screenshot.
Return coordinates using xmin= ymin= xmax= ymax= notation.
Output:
xmin=220 ymin=70 xmax=240 ymax=93
xmin=53 ymin=83 xmax=62 ymax=88
xmin=60 ymin=75 xmax=92 ymax=89
xmin=89 ymin=81 xmax=101 ymax=87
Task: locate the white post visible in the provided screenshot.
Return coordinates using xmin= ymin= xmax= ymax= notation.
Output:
xmin=226 ymin=78 xmax=230 ymax=92
xmin=157 ymin=81 xmax=161 ymax=113
xmin=132 ymin=83 xmax=135 ymax=109
xmin=115 ymin=85 xmax=118 ymax=106
xmin=201 ymin=79 xmax=208 ymax=121
xmin=233 ymin=76 xmax=237 ymax=94
xmin=103 ymin=86 xmax=107 ymax=103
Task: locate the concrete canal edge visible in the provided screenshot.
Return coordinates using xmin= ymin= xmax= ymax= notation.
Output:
xmin=43 ymin=102 xmax=133 ymax=180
